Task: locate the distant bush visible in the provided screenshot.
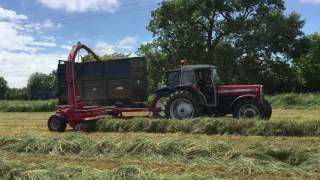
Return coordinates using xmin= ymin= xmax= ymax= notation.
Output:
xmin=0 ymin=100 xmax=57 ymax=112
xmin=266 ymin=93 xmax=320 ymax=109
xmin=96 ymin=118 xmax=320 ymax=137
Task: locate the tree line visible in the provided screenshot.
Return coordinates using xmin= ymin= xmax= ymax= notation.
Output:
xmin=1 ymin=0 xmax=320 ymax=100
xmin=0 ymin=72 xmax=57 ymax=100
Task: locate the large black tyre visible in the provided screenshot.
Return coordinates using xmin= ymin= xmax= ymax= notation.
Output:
xmin=75 ymin=121 xmax=96 ymax=132
xmin=148 ymin=92 xmax=171 ymax=118
xmin=164 ymin=91 xmax=202 ymax=119
xmin=262 ymin=99 xmax=272 ymax=119
xmin=48 ymin=114 xmax=67 ymax=132
xmin=233 ymin=99 xmax=271 ymax=120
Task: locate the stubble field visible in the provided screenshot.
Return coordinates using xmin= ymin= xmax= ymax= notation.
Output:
xmin=0 ymin=104 xmax=320 ymax=179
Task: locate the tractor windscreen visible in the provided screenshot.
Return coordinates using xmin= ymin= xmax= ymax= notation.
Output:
xmin=167 ymin=70 xmax=196 ymax=86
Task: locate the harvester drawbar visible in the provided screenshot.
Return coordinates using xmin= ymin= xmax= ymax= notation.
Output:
xmin=48 ymin=43 xmax=159 ymax=132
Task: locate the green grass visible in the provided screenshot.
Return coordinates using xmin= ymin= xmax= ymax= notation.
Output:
xmin=96 ymin=117 xmax=320 ymax=137
xmin=0 ymin=100 xmax=57 ymax=112
xmin=0 ymin=112 xmax=319 ymax=179
xmin=0 ymin=93 xmax=319 ymax=112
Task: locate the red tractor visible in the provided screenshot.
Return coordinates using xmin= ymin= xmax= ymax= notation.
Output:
xmin=48 ymin=43 xmax=271 ymax=132
xmin=151 ymin=65 xmax=272 ymax=119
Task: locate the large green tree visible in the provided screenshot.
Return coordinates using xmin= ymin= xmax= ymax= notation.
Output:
xmin=0 ymin=77 xmax=8 ymax=99
xmin=140 ymin=0 xmax=308 ymax=93
xmin=27 ymin=71 xmax=57 ymax=97
xmin=294 ymin=33 xmax=320 ymax=92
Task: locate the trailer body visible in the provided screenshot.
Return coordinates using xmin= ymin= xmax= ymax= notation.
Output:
xmin=57 ymin=57 xmax=147 ymax=106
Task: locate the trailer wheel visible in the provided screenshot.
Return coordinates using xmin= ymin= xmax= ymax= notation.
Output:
xmin=233 ymin=100 xmax=270 ymax=119
xmin=164 ymin=91 xmax=202 ymax=120
xmin=48 ymin=115 xmax=67 ymax=132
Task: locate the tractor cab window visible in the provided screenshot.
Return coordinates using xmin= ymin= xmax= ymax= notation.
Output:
xmin=167 ymin=70 xmax=196 ymax=86
xmin=181 ymin=70 xmax=195 ymax=85
xmin=167 ymin=71 xmax=181 ymax=86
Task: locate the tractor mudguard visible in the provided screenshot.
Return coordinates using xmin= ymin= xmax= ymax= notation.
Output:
xmin=156 ymin=86 xmax=176 ymax=94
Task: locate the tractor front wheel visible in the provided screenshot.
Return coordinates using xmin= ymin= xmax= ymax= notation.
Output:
xmin=164 ymin=91 xmax=202 ymax=120
xmin=151 ymin=92 xmax=170 ymax=118
xmin=48 ymin=115 xmax=67 ymax=132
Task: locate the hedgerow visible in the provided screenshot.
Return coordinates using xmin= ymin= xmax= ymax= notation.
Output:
xmin=0 ymin=100 xmax=57 ymax=112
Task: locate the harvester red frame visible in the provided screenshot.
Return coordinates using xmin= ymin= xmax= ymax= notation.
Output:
xmin=49 ymin=43 xmax=159 ymax=131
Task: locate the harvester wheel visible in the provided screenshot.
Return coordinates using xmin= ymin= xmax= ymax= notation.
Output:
xmin=233 ymin=100 xmax=271 ymax=120
xmin=75 ymin=121 xmax=96 ymax=132
xmin=48 ymin=115 xmax=67 ymax=132
xmin=164 ymin=91 xmax=202 ymax=120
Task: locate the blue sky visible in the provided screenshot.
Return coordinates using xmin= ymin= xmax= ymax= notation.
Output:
xmin=0 ymin=0 xmax=319 ymax=88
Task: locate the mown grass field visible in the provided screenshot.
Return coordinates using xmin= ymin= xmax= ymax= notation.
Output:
xmin=0 ymin=94 xmax=320 ymax=179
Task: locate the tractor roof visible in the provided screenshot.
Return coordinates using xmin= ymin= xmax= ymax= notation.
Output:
xmin=168 ymin=65 xmax=216 ymax=72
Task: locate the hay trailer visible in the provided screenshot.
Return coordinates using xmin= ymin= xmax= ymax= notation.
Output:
xmin=48 ymin=43 xmax=159 ymax=132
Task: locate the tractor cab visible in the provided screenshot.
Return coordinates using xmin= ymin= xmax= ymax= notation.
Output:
xmin=166 ymin=65 xmax=218 ymax=106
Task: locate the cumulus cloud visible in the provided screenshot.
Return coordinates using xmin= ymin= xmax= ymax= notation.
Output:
xmin=0 ymin=22 xmax=35 ymax=52
xmin=118 ymin=36 xmax=138 ymax=50
xmin=0 ymin=7 xmax=69 ymax=87
xmin=94 ymin=36 xmax=139 ymax=55
xmin=0 ymin=7 xmax=28 ymax=21
xmin=0 ymin=51 xmax=66 ymax=88
xmin=300 ymin=0 xmax=320 ymax=4
xmin=95 ymin=42 xmax=116 ymax=55
xmin=37 ymin=0 xmax=120 ymax=12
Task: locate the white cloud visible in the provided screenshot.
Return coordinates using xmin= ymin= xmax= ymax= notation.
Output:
xmin=118 ymin=36 xmax=138 ymax=50
xmin=300 ymin=0 xmax=320 ymax=4
xmin=24 ymin=20 xmax=63 ymax=33
xmin=37 ymin=0 xmax=120 ymax=12
xmin=0 ymin=51 xmax=66 ymax=88
xmin=0 ymin=7 xmax=69 ymax=88
xmin=0 ymin=7 xmax=28 ymax=21
xmin=95 ymin=42 xmax=116 ymax=55
xmin=0 ymin=22 xmax=36 ymax=52
xmin=94 ymin=36 xmax=139 ymax=55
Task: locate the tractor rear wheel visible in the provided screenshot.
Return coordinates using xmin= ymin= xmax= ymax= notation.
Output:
xmin=164 ymin=91 xmax=202 ymax=119
xmin=233 ymin=100 xmax=271 ymax=120
xmin=262 ymin=99 xmax=272 ymax=119
xmin=48 ymin=115 xmax=67 ymax=132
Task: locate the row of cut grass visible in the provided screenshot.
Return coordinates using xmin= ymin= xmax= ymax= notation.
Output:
xmin=0 ymin=134 xmax=319 ymax=176
xmin=0 ymin=158 xmax=219 ymax=180
xmin=96 ymin=117 xmax=320 ymax=137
